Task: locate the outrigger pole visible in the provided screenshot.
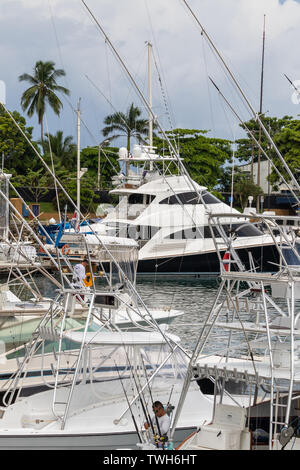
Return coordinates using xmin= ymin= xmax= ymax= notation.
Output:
xmin=123 ymin=348 xmax=157 ymax=444
xmin=140 ymin=354 xmax=162 ymax=439
xmin=80 ymin=0 xmax=208 ymax=207
xmin=181 ymin=0 xmax=300 ymax=200
xmin=114 ymin=361 xmax=143 ymax=444
xmin=208 ymin=77 xmax=300 ymax=207
xmin=0 ymin=103 xmax=175 ymax=349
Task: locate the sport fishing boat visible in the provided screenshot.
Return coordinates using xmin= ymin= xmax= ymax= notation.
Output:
xmin=171 ymin=213 xmax=300 ymax=451
xmin=0 ymin=284 xmax=217 ymax=450
xmin=82 ymin=145 xmax=278 ymax=276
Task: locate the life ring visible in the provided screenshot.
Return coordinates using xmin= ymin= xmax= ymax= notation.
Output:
xmin=61 ymin=244 xmax=71 ymax=255
xmin=84 ymin=272 xmax=93 ymax=288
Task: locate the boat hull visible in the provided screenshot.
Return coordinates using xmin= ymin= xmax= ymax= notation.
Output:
xmin=137 ymin=244 xmax=278 ymax=275
xmin=0 ymin=427 xmax=195 ymax=450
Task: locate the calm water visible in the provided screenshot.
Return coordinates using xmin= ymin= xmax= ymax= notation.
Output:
xmin=21 ymin=273 xmax=221 ymax=351
xmin=135 ymin=276 xmax=221 ymax=350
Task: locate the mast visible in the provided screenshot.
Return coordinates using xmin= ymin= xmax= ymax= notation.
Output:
xmin=77 ymin=98 xmax=81 ymax=215
xmin=257 ymin=14 xmax=266 ymax=211
xmin=147 ymin=42 xmax=153 ymax=146
xmin=147 ymin=41 xmax=153 ymax=171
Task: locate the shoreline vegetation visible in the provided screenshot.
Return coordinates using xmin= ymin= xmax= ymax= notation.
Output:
xmin=1 ymin=61 xmax=299 ymax=218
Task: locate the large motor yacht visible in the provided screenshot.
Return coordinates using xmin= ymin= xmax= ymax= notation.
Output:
xmin=84 ymin=144 xmax=278 ymax=275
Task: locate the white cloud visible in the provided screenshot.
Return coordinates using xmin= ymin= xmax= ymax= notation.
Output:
xmin=1 ymin=0 xmax=300 ymax=146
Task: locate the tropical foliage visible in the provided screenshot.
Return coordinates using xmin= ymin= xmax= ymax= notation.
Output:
xmin=2 ymin=60 xmax=300 ymax=217
xmin=102 ymin=103 xmax=149 ymax=150
xmin=154 ymin=128 xmax=232 ymax=189
xmin=235 ymin=115 xmax=300 ymax=189
xmin=232 ymin=172 xmax=263 ymax=211
xmin=80 ymin=145 xmax=119 ymax=190
xmin=0 ymin=108 xmax=39 ymax=173
xmin=39 ymin=130 xmax=76 ymax=170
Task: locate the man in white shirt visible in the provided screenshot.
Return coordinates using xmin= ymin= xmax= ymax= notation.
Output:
xmin=72 ymin=259 xmax=88 ymax=289
xmin=144 ymin=401 xmax=171 ymax=442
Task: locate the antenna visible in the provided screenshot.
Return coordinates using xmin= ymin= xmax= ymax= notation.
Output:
xmin=257 ymin=14 xmax=266 ymax=210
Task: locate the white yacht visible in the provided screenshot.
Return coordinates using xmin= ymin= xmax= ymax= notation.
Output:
xmin=85 ymin=145 xmax=278 ymax=275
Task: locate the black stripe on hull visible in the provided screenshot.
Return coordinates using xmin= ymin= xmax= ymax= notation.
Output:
xmin=137 ymin=244 xmax=279 ymax=275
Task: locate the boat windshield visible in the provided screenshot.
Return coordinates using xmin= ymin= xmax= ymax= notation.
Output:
xmin=282 ymin=242 xmax=300 ymax=266
xmin=53 ymin=342 xmax=189 ymax=418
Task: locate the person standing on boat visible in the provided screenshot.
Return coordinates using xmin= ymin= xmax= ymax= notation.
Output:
xmin=72 ymin=259 xmax=88 ymax=290
xmin=144 ymin=401 xmax=171 ymax=445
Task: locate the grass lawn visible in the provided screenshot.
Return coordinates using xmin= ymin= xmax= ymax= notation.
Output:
xmin=28 ymin=201 xmax=55 ymax=213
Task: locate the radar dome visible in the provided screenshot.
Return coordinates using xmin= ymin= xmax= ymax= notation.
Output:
xmin=132 ymin=145 xmax=142 ymax=158
xmin=118 ymin=147 xmax=128 ymax=159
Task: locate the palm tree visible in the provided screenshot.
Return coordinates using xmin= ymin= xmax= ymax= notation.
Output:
xmin=19 ymin=61 xmax=70 ymax=142
xmin=39 ymin=130 xmax=76 ymax=169
xmin=102 ymin=103 xmax=150 ymax=176
xmin=102 ymin=103 xmax=149 ymax=151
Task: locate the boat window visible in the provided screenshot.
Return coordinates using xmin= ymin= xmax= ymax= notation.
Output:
xmin=159 ymin=191 xmax=221 ymax=205
xmin=203 ymin=226 xmax=221 ymax=238
xmin=233 ymin=223 xmax=263 ymax=237
xmin=128 ymin=194 xmax=155 ymax=204
xmin=107 ymin=223 xmax=159 ymax=240
xmin=168 ymin=227 xmax=204 ymax=239
xmin=204 ymin=223 xmax=263 ymax=238
xmin=201 ymin=191 xmax=221 ymax=204
xmin=128 ymin=194 xmax=144 ymax=204
xmin=282 ymin=243 xmax=300 ymax=266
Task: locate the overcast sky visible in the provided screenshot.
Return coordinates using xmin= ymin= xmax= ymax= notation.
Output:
xmin=1 ymin=0 xmax=300 ymax=149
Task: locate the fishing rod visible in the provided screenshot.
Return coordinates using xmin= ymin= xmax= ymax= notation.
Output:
xmin=140 ymin=353 xmax=162 ymax=439
xmin=208 ymin=76 xmax=300 ymax=207
xmin=113 ymin=360 xmax=143 ymax=444
xmin=166 ymin=384 xmax=175 ymax=415
xmin=284 ymin=73 xmax=300 ymax=105
xmin=123 ymin=347 xmax=157 ymax=441
xmin=284 ymin=73 xmax=299 ymax=93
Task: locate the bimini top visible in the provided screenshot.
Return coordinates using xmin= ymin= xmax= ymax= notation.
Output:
xmin=64 ymin=329 xmax=180 ymax=346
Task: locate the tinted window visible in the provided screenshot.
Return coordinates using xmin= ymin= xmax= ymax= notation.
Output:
xmin=107 ymin=223 xmax=158 ymax=240
xmin=159 ymin=191 xmax=199 ymax=205
xmin=128 ymin=194 xmax=155 ymax=204
xmin=169 ymin=227 xmax=204 ymax=240
xmin=202 ymin=192 xmax=221 ymax=204
xmin=233 ymin=223 xmax=263 ymax=237
xmin=128 ymin=194 xmax=144 ymax=204
xmin=159 ymin=191 xmax=221 ymax=205
xmin=204 ymin=223 xmax=263 ymax=238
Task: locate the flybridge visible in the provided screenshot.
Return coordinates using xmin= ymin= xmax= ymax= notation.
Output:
xmin=118 ymin=144 xmax=183 ymax=162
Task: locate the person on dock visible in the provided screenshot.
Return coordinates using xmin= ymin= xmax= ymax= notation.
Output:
xmin=72 ymin=259 xmax=88 ymax=290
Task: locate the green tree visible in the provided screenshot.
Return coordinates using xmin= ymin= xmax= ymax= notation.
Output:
xmin=80 ymin=145 xmax=119 ymax=190
xmin=0 ymin=108 xmax=40 ymax=173
xmin=53 ymin=169 xmax=96 ymax=214
xmin=102 ymin=103 xmax=149 ymax=150
xmin=235 ymin=115 xmax=292 ymax=165
xmin=13 ymin=168 xmax=51 ymax=202
xmin=233 ymin=172 xmax=263 ymax=211
xmin=102 ymin=103 xmax=150 ymax=176
xmin=39 ymin=130 xmax=76 ymax=170
xmin=19 ymin=61 xmax=70 ymax=142
xmin=236 ymin=115 xmax=300 ymax=190
xmin=269 ymin=118 xmax=300 ymax=190
xmin=154 ymin=129 xmax=232 ymax=189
